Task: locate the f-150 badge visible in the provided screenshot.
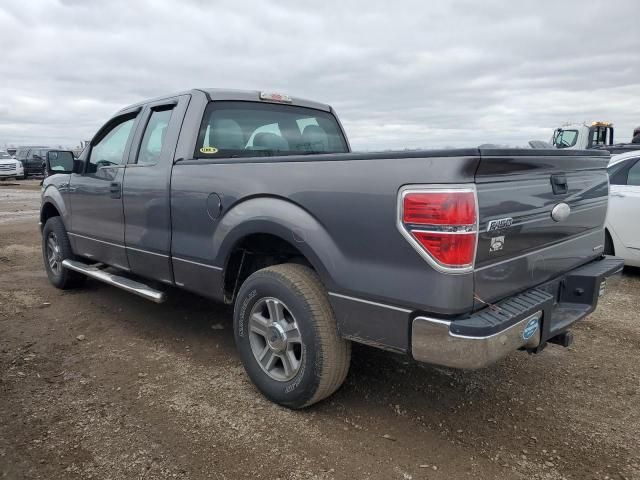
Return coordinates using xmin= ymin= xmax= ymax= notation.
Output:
xmin=487 ymin=217 xmax=513 ymax=232
xmin=490 ymin=236 xmax=505 ymax=252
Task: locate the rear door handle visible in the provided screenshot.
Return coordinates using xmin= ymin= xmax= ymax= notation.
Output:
xmin=110 ymin=182 xmax=121 ymax=199
xmin=610 ymin=192 xmax=625 ymax=198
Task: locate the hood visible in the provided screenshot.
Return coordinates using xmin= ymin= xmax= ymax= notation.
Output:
xmin=0 ymin=158 xmax=20 ymax=166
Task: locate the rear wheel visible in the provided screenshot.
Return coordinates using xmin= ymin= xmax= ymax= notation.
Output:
xmin=42 ymin=216 xmax=86 ymax=289
xmin=234 ymin=263 xmax=351 ymax=408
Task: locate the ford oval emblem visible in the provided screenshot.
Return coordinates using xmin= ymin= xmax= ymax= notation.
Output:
xmin=522 ymin=317 xmax=539 ymax=340
xmin=551 ymin=202 xmax=571 ymax=222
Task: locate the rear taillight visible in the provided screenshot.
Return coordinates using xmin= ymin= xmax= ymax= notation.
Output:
xmin=398 ymin=186 xmax=478 ymax=273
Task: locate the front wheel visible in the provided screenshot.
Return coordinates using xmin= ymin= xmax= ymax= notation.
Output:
xmin=234 ymin=264 xmax=351 ymax=409
xmin=42 ymin=217 xmax=86 ymax=289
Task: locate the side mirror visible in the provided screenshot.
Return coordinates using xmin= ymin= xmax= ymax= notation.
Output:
xmin=45 ymin=150 xmax=75 ymax=176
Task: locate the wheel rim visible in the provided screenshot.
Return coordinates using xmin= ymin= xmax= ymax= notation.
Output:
xmin=46 ymin=232 xmax=62 ymax=275
xmin=248 ymin=297 xmax=303 ymax=382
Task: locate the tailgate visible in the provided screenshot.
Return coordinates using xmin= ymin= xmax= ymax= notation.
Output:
xmin=473 ymin=149 xmax=610 ymax=306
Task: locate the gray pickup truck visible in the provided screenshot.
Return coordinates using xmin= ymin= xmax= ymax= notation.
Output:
xmin=41 ymin=89 xmax=623 ymax=408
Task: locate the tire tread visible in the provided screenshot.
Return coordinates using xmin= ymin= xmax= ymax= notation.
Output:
xmin=246 ymin=264 xmax=351 ymax=407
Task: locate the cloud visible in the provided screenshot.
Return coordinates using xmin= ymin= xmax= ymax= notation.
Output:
xmin=1 ymin=0 xmax=639 ymax=150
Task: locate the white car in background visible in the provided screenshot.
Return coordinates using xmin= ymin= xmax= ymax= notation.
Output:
xmin=605 ymin=150 xmax=640 ymax=266
xmin=0 ymin=150 xmax=25 ymax=180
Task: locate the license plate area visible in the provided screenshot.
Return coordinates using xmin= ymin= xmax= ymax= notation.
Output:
xmin=559 ymin=273 xmax=602 ymax=305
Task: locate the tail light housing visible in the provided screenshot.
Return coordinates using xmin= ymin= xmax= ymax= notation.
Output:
xmin=397 ymin=186 xmax=478 ymax=273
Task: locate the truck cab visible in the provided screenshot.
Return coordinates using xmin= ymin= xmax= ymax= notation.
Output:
xmin=551 ymin=121 xmax=639 ymax=154
xmin=551 ymin=121 xmax=614 ymax=150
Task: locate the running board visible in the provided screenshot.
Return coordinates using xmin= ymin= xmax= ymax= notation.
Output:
xmin=62 ymin=259 xmax=166 ymax=303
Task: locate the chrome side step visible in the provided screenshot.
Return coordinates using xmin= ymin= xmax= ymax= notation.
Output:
xmin=62 ymin=259 xmax=166 ymax=303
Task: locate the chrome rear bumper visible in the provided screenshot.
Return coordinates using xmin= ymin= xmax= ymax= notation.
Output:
xmin=411 ymin=256 xmax=624 ymax=369
xmin=411 ymin=312 xmax=542 ymax=369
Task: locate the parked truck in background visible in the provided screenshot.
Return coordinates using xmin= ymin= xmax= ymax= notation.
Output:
xmin=14 ymin=146 xmax=52 ymax=177
xmin=0 ymin=150 xmax=25 ymax=180
xmin=551 ymin=121 xmax=640 ymax=154
xmin=40 ymin=89 xmax=623 ymax=408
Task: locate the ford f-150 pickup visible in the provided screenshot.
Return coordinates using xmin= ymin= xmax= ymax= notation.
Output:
xmin=41 ymin=89 xmax=623 ymax=408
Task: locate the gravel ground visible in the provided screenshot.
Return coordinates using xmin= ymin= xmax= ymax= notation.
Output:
xmin=1 ymin=181 xmax=639 ymax=480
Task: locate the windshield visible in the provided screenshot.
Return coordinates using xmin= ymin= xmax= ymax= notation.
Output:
xmin=0 ymin=152 xmax=11 ymax=159
xmin=552 ymin=129 xmax=578 ymax=148
xmin=195 ymin=101 xmax=348 ymax=158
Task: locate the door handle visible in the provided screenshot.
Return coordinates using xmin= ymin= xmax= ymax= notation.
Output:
xmin=610 ymin=193 xmax=626 ymax=198
xmin=110 ymin=182 xmax=122 ymax=199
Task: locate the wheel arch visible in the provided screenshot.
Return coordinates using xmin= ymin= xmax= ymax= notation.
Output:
xmin=40 ymin=200 xmax=63 ymax=230
xmin=215 ymin=196 xmax=344 ymax=302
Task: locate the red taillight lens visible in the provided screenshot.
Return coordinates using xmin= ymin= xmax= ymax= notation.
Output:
xmin=399 ymin=188 xmax=477 ymax=271
xmin=411 ymin=231 xmax=476 ymax=266
xmin=403 ymin=192 xmax=476 ymax=225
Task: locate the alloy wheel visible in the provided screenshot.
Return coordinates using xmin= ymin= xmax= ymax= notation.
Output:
xmin=248 ymin=297 xmax=303 ymax=382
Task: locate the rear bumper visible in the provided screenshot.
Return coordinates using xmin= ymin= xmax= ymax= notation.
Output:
xmin=411 ymin=255 xmax=624 ymax=369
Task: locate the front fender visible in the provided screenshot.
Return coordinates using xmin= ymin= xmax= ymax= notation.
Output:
xmin=41 ymin=180 xmax=70 ymax=229
xmin=213 ymin=196 xmax=344 ymax=290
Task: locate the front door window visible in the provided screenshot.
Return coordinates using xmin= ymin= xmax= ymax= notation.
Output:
xmin=87 ymin=118 xmax=135 ymax=174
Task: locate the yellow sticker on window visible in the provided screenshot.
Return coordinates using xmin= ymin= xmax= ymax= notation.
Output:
xmin=200 ymin=146 xmax=218 ymax=154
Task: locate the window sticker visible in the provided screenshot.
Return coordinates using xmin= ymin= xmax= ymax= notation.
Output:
xmin=200 ymin=146 xmax=218 ymax=154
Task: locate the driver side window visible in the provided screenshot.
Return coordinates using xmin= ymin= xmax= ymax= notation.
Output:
xmin=87 ymin=118 xmax=136 ymax=174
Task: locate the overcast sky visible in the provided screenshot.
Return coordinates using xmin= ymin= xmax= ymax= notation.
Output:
xmin=1 ymin=0 xmax=639 ymax=150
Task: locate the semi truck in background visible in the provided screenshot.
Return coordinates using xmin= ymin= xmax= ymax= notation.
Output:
xmin=550 ymin=121 xmax=640 ymax=154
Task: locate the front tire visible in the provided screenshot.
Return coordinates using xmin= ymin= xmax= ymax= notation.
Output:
xmin=234 ymin=264 xmax=351 ymax=409
xmin=42 ymin=216 xmax=86 ymax=289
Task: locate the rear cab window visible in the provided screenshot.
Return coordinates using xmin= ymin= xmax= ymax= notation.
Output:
xmin=195 ymin=101 xmax=348 ymax=159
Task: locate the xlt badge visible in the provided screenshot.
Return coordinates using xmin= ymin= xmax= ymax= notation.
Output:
xmin=487 ymin=217 xmax=513 ymax=232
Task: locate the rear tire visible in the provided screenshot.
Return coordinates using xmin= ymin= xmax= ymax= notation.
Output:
xmin=42 ymin=216 xmax=86 ymax=289
xmin=234 ymin=263 xmax=351 ymax=409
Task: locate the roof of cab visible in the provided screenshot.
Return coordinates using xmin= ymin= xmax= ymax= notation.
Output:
xmin=118 ymin=88 xmax=333 ymax=113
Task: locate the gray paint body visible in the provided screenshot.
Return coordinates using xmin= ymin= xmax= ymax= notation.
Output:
xmin=41 ymin=89 xmax=611 ymax=354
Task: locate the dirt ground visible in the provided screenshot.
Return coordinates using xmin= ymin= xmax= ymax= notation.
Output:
xmin=1 ymin=180 xmax=639 ymax=480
